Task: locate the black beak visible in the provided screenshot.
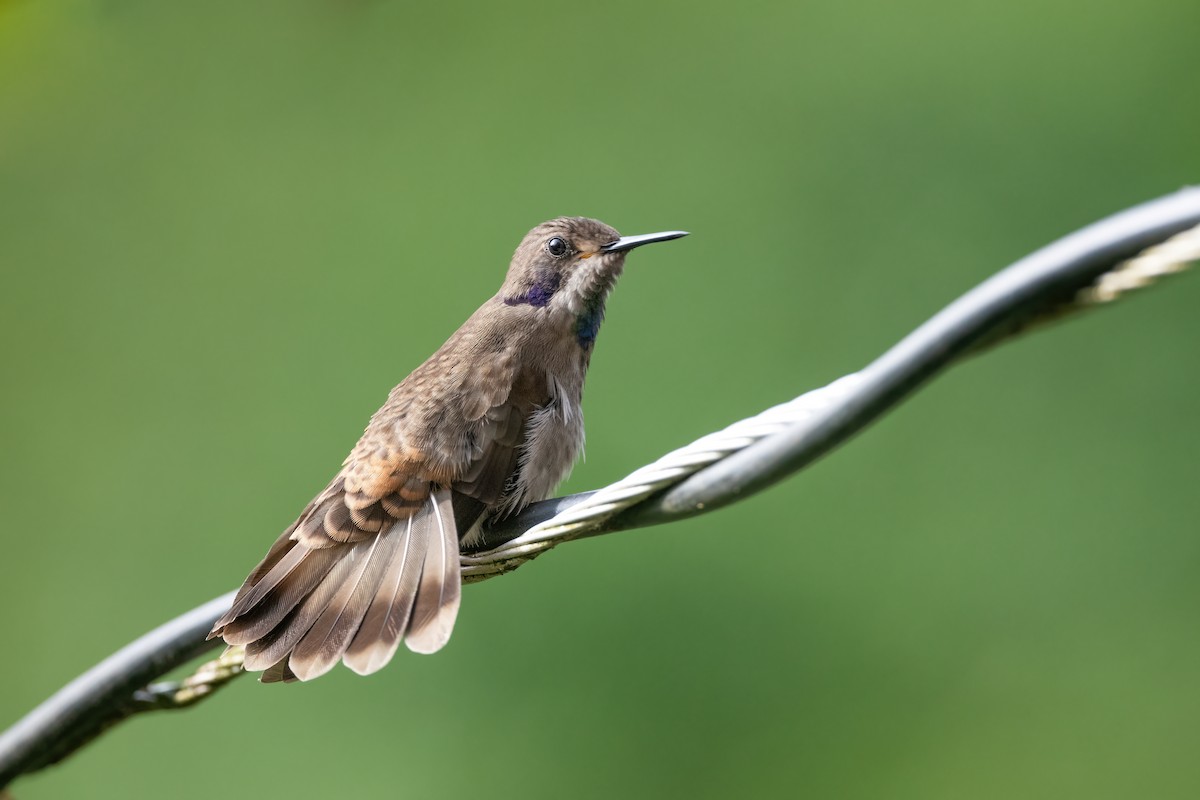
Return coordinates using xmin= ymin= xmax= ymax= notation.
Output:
xmin=601 ymin=230 xmax=689 ymax=253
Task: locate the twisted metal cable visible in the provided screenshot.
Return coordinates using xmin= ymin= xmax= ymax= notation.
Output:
xmin=1079 ymin=221 xmax=1200 ymax=303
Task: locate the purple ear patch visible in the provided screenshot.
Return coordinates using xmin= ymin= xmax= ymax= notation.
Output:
xmin=504 ymin=271 xmax=561 ymax=307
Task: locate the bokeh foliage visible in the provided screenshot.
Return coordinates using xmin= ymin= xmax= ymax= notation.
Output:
xmin=2 ymin=1 xmax=1199 ymax=797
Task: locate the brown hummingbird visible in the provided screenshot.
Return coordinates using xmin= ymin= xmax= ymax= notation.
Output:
xmin=210 ymin=217 xmax=687 ymax=682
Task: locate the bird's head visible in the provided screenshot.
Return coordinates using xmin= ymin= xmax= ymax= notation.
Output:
xmin=500 ymin=217 xmax=687 ymax=329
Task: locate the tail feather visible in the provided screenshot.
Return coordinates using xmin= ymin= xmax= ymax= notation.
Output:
xmin=260 ymin=657 xmax=297 ymax=684
xmin=403 ymin=490 xmax=461 ymax=654
xmin=213 ymin=534 xmax=295 ymax=630
xmin=210 ymin=539 xmax=301 ymax=634
xmin=219 ymin=545 xmax=341 ymax=646
xmin=343 ymin=512 xmax=427 ymax=674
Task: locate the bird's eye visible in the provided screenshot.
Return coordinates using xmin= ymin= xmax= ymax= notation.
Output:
xmin=546 ymin=237 xmax=569 ymax=257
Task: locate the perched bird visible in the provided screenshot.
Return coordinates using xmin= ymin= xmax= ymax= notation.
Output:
xmin=210 ymin=217 xmax=687 ymax=682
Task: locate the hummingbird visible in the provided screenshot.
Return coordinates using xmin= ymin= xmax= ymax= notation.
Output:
xmin=210 ymin=217 xmax=687 ymax=682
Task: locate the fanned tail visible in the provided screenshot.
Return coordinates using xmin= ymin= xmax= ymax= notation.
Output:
xmin=210 ymin=487 xmax=462 ymax=681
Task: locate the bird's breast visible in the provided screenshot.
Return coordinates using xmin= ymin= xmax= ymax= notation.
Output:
xmin=494 ymin=369 xmax=585 ymax=517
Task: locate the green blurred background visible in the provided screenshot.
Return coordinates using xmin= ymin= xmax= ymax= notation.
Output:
xmin=2 ymin=1 xmax=1199 ymax=797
